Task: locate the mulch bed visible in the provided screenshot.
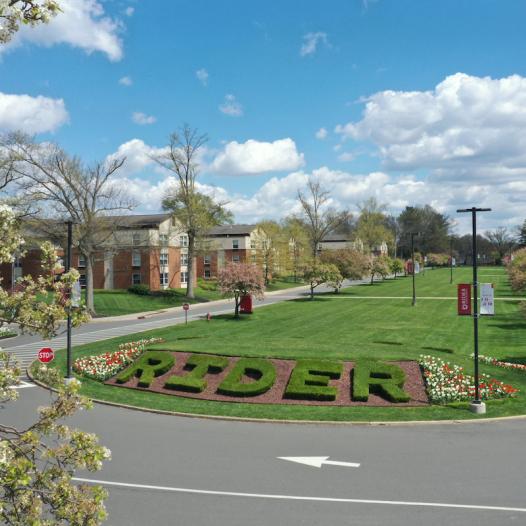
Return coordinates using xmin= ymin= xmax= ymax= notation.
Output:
xmin=105 ymin=351 xmax=429 ymax=407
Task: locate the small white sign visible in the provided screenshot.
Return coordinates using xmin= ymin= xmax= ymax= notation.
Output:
xmin=71 ymin=280 xmax=82 ymax=308
xmin=452 ymin=257 xmax=456 ymax=267
xmin=480 ymin=283 xmax=494 ymax=316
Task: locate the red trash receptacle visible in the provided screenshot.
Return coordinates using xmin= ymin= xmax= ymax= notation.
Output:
xmin=240 ymin=294 xmax=253 ymax=314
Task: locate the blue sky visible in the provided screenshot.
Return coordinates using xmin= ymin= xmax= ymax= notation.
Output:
xmin=2 ymin=0 xmax=526 ymax=233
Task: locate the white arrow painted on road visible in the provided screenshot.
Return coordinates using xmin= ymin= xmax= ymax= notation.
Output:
xmin=278 ymin=456 xmax=360 ymax=468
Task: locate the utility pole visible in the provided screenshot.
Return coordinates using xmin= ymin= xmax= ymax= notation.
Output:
xmin=457 ymin=207 xmax=491 ymax=414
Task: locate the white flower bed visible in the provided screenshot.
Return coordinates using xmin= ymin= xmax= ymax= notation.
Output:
xmin=419 ymin=355 xmax=518 ymax=403
xmin=73 ymin=338 xmax=164 ymax=381
xmin=474 ymin=354 xmax=526 ymax=373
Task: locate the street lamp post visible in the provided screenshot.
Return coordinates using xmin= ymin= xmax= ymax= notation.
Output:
xmin=457 ymin=207 xmax=491 ymax=414
xmin=65 ymin=220 xmax=73 ymax=381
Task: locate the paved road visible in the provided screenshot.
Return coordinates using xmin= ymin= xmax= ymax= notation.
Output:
xmin=4 ymin=385 xmax=526 ymax=526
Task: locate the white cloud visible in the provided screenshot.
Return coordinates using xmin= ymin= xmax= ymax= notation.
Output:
xmin=124 ymin=6 xmax=135 ymax=16
xmin=0 ymin=92 xmax=68 ymax=134
xmin=196 ymin=68 xmax=209 ymax=86
xmin=132 ymin=112 xmax=156 ymax=125
xmin=315 ymin=127 xmax=328 ymax=140
xmin=336 ymin=73 xmax=526 ymax=181
xmin=2 ymin=0 xmax=123 ymax=61
xmin=210 ymin=138 xmax=305 ymax=175
xmin=300 ymin=32 xmax=328 ymax=57
xmin=338 ymin=152 xmax=356 ymax=162
xmin=219 ymin=94 xmax=243 ymax=117
xmin=119 ymin=76 xmax=133 ymax=86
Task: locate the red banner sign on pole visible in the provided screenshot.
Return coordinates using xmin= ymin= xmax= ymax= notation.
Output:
xmin=457 ymin=284 xmax=472 ymax=316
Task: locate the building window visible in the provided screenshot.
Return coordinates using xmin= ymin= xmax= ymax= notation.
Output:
xmin=160 ymin=272 xmax=169 ymax=287
xmin=250 ymin=240 xmax=256 ymax=249
xmin=78 ymin=254 xmax=86 ymax=268
xmin=181 ymin=253 xmax=188 ymax=266
xmin=159 ymin=233 xmax=169 ymax=245
xmin=232 ymin=239 xmax=239 ymax=250
xmin=132 ymin=250 xmax=141 ymax=267
xmin=251 ymin=255 xmax=257 ymax=263
xmin=204 ymin=268 xmax=211 ymax=278
xmin=79 ymin=274 xmax=87 ymax=287
xmin=232 ymin=254 xmax=240 ymax=263
xmin=181 ymin=271 xmax=188 ymax=284
xmin=160 ymin=249 xmax=169 ymax=266
xmin=180 ymin=235 xmax=188 ymax=247
xmin=132 ymin=233 xmax=140 ymax=246
xmin=204 ymin=255 xmax=211 ymax=265
xmin=132 ymin=273 xmax=141 ymax=285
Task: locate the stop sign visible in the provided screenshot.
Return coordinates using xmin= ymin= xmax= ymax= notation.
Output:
xmin=183 ymin=303 xmax=190 ymax=311
xmin=38 ymin=348 xmax=54 ymax=363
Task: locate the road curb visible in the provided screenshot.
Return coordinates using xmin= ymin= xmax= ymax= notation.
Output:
xmin=27 ymin=364 xmax=526 ymax=427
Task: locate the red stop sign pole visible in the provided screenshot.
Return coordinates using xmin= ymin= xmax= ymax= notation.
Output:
xmin=38 ymin=347 xmax=54 ymax=363
xmin=183 ymin=303 xmax=189 ymax=324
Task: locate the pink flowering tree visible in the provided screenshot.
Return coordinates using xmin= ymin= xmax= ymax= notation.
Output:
xmin=218 ymin=263 xmax=265 ymax=318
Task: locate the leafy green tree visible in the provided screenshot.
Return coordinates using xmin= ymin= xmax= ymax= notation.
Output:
xmin=320 ymin=248 xmax=371 ymax=288
xmin=156 ymin=125 xmax=233 ymax=299
xmin=390 ymin=258 xmax=404 ymax=278
xmin=507 ymin=248 xmax=526 ymax=292
xmin=398 ymin=205 xmax=450 ymax=258
xmin=516 ymin=220 xmax=526 ymax=248
xmin=281 ymin=216 xmax=309 ymax=282
xmin=255 ymin=220 xmax=285 ymax=285
xmin=0 ymin=0 xmax=61 ymax=43
xmin=0 ymin=204 xmax=109 ymax=525
xmin=370 ymin=255 xmax=391 ymax=284
xmin=355 ymin=198 xmax=394 ymax=253
xmin=302 ymin=262 xmax=342 ymax=299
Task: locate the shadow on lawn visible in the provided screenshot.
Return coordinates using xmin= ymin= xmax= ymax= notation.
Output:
xmin=373 ymin=340 xmax=403 ymax=346
xmin=421 ymin=346 xmax=455 ymax=354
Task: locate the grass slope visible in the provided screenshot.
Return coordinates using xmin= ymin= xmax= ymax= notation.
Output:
xmin=45 ymin=267 xmax=526 ymax=421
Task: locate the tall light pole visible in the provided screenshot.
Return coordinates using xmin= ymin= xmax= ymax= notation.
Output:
xmin=457 ymin=206 xmax=491 ymax=414
xmin=65 ymin=220 xmax=73 ymax=381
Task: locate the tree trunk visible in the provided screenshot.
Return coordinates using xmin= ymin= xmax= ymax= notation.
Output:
xmin=310 ymin=283 xmax=314 ymax=300
xmin=186 ymin=233 xmax=195 ymax=299
xmin=85 ymin=254 xmax=95 ymax=315
xmin=370 ymin=273 xmax=374 ymax=285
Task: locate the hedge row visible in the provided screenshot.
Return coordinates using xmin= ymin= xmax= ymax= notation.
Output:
xmin=115 ymin=351 xmax=175 ymax=388
xmin=217 ymin=358 xmax=276 ymax=397
xmin=165 ymin=355 xmax=229 ymax=393
xmin=284 ymin=360 xmax=343 ymax=401
xmin=352 ymin=360 xmax=410 ymax=403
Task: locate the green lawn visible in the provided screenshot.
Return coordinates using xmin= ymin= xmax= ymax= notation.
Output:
xmin=92 ymin=287 xmax=220 ymax=316
xmin=41 ymin=266 xmax=526 ymax=421
xmin=91 ymin=277 xmax=306 ymax=316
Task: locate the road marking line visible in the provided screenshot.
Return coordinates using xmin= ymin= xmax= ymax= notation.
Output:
xmin=278 ymin=456 xmax=360 ymax=468
xmin=72 ymin=478 xmax=526 ymax=513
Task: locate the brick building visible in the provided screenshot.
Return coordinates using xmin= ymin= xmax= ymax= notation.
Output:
xmin=196 ymin=224 xmax=263 ymax=279
xmin=0 ymin=214 xmax=192 ymax=292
